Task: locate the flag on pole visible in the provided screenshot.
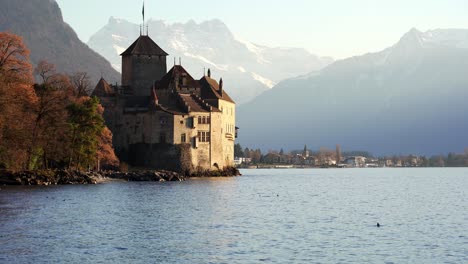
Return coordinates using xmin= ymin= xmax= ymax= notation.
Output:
xmin=142 ymin=1 xmax=145 ymax=22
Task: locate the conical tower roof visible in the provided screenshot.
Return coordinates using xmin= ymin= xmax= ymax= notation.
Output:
xmin=92 ymin=77 xmax=115 ymax=97
xmin=121 ymin=35 xmax=168 ymax=56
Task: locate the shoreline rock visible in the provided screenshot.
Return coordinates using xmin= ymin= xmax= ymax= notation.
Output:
xmin=187 ymin=167 xmax=242 ymax=177
xmin=0 ymin=167 xmax=241 ymax=186
xmin=102 ymin=170 xmax=185 ymax=182
xmin=0 ymin=170 xmax=98 ymax=186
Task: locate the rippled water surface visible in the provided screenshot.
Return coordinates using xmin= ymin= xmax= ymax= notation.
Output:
xmin=0 ymin=168 xmax=467 ymax=263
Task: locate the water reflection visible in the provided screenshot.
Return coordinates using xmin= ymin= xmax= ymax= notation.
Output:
xmin=0 ymin=168 xmax=467 ymax=263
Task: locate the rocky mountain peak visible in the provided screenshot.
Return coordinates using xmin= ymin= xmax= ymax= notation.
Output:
xmin=237 ymin=28 xmax=468 ymax=155
xmin=87 ymin=17 xmax=333 ymax=104
xmin=395 ymin=28 xmax=425 ymax=49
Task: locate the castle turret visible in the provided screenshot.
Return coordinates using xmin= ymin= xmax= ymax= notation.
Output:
xmin=92 ymin=77 xmax=114 ymax=97
xmin=121 ymin=35 xmax=168 ymax=96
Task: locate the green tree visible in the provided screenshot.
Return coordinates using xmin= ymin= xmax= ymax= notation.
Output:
xmin=66 ymin=97 xmax=105 ymax=169
xmin=234 ymin=143 xmax=244 ymax=158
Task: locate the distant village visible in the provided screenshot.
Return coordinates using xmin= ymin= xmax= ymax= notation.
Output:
xmin=234 ymin=144 xmax=468 ymax=168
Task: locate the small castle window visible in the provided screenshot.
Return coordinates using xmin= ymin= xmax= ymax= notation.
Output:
xmin=160 ymin=133 xmax=166 ymax=144
xmin=197 ymin=131 xmax=211 ymax=143
xmin=192 ymin=137 xmax=197 ymax=148
xmin=187 ymin=117 xmax=195 ymax=128
xmin=181 ymin=133 xmax=186 ymax=143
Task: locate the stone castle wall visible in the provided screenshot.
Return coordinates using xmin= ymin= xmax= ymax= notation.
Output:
xmin=122 ymin=55 xmax=167 ymax=96
xmin=122 ymin=143 xmax=192 ymax=173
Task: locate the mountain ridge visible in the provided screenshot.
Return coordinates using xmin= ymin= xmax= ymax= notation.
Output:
xmin=237 ymin=28 xmax=468 ymax=156
xmin=87 ymin=17 xmax=333 ymax=104
xmin=0 ymin=0 xmax=120 ymax=85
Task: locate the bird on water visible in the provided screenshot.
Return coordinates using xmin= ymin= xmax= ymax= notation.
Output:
xmin=377 ymin=223 xmax=381 ymax=227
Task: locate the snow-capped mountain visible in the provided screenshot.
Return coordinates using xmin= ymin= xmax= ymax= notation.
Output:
xmin=87 ymin=17 xmax=333 ymax=104
xmin=237 ymin=28 xmax=468 ymax=155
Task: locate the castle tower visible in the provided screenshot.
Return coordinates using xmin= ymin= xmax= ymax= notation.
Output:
xmin=121 ymin=35 xmax=168 ymax=96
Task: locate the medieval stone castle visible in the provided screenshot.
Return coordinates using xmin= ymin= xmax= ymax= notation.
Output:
xmin=93 ymin=33 xmax=236 ymax=172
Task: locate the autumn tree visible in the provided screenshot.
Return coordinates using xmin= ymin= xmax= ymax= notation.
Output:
xmin=336 ymin=144 xmax=342 ymax=163
xmin=0 ymin=32 xmax=33 ymax=83
xmin=97 ymin=127 xmax=119 ymax=170
xmin=0 ymin=32 xmax=36 ymax=170
xmin=23 ymin=61 xmax=76 ymax=169
xmin=0 ymin=33 xmax=119 ymax=171
xmin=70 ymin=72 xmax=92 ymax=97
xmin=251 ymin=149 xmax=262 ymax=164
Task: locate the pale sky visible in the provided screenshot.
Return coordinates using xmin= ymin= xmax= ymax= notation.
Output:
xmin=56 ymin=0 xmax=468 ymax=59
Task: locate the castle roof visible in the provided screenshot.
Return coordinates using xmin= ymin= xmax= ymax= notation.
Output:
xmin=92 ymin=77 xmax=115 ymax=97
xmin=178 ymin=94 xmax=221 ymax=113
xmin=179 ymin=94 xmax=209 ymax=113
xmin=121 ymin=35 xmax=169 ymax=56
xmin=199 ymin=76 xmax=235 ymax=104
xmin=156 ymin=65 xmax=200 ymax=89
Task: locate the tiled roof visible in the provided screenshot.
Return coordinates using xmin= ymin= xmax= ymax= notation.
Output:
xmin=92 ymin=78 xmax=115 ymax=97
xmin=156 ymin=65 xmax=200 ymax=90
xmin=121 ymin=35 xmax=169 ymax=56
xmin=199 ymin=76 xmax=235 ymax=104
xmin=179 ymin=94 xmax=209 ymax=112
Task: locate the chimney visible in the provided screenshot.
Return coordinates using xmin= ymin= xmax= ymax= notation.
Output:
xmin=219 ymin=78 xmax=223 ymax=94
xmin=207 ymin=68 xmax=211 ymax=78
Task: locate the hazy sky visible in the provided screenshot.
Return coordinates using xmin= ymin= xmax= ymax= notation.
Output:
xmin=56 ymin=0 xmax=468 ymax=59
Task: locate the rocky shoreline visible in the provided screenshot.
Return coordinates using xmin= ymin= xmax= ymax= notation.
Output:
xmin=0 ymin=168 xmax=241 ymax=186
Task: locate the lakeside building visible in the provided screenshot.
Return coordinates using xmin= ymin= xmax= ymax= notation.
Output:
xmin=93 ymin=33 xmax=236 ymax=172
xmin=342 ymin=156 xmax=367 ymax=168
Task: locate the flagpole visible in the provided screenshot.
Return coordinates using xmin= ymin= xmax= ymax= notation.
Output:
xmin=142 ymin=1 xmax=145 ymax=35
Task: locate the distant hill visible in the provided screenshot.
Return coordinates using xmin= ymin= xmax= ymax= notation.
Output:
xmin=87 ymin=17 xmax=333 ymax=104
xmin=238 ymin=28 xmax=468 ymax=155
xmin=0 ymin=0 xmax=120 ymax=85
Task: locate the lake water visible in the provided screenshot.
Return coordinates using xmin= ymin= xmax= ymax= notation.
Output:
xmin=0 ymin=168 xmax=467 ymax=263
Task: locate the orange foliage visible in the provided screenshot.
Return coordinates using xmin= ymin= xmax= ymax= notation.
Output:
xmin=0 ymin=32 xmax=33 ymax=84
xmin=0 ymin=32 xmax=36 ymax=170
xmin=0 ymin=33 xmax=120 ymax=171
xmin=28 ymin=62 xmax=77 ymax=169
xmin=97 ymin=127 xmax=120 ymax=169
